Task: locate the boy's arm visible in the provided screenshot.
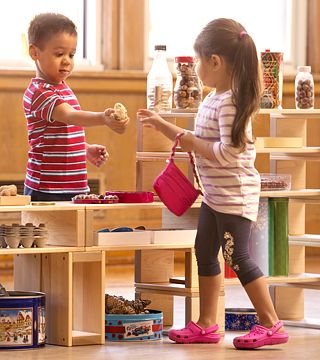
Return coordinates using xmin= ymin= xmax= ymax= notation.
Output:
xmin=52 ymin=103 xmax=129 ymax=133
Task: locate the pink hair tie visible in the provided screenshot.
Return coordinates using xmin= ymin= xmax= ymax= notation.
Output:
xmin=239 ymin=31 xmax=247 ymax=39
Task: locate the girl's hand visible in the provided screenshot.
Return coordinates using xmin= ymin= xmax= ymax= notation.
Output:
xmin=104 ymin=108 xmax=130 ymax=134
xmin=86 ymin=144 xmax=109 ymax=167
xmin=179 ymin=131 xmax=195 ymax=152
xmin=137 ymin=109 xmax=164 ymax=130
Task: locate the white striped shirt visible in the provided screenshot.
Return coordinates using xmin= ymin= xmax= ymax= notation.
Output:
xmin=195 ymin=90 xmax=260 ymax=221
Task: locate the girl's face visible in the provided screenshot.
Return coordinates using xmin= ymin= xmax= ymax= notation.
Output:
xmin=30 ymin=32 xmax=77 ymax=84
xmin=195 ymin=54 xmax=231 ymax=93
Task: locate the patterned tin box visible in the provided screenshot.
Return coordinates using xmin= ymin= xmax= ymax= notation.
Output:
xmin=105 ymin=310 xmax=163 ymax=341
xmin=225 ymin=308 xmax=259 ymax=331
xmin=0 ymin=291 xmax=45 ymax=349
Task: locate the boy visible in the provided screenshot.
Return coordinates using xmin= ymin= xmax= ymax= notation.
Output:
xmin=23 ymin=13 xmax=129 ymax=201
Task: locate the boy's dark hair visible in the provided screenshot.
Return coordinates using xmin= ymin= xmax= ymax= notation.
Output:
xmin=28 ymin=13 xmax=77 ymax=49
xmin=194 ymin=18 xmax=262 ymax=150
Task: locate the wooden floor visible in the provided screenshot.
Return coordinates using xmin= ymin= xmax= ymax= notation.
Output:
xmin=1 ymin=264 xmax=320 ymax=359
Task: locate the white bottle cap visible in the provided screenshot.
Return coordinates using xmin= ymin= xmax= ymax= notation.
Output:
xmin=297 ymin=66 xmax=311 ymax=72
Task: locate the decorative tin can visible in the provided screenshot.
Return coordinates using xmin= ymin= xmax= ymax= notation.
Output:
xmin=225 ymin=308 xmax=259 ymax=331
xmin=105 ymin=310 xmax=163 ymax=341
xmin=260 ymin=50 xmax=283 ymax=109
xmin=0 ymin=291 xmax=45 ymax=349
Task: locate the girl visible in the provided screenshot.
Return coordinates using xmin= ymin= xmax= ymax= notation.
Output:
xmin=137 ymin=18 xmax=288 ymax=349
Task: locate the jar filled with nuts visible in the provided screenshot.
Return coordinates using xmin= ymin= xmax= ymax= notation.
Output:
xmin=174 ymin=57 xmax=202 ymax=109
xmin=295 ymin=66 xmax=314 ymax=109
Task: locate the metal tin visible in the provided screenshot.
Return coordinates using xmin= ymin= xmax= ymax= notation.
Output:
xmin=105 ymin=310 xmax=163 ymax=341
xmin=225 ymin=308 xmax=259 ymax=331
xmin=0 ymin=291 xmax=45 ymax=349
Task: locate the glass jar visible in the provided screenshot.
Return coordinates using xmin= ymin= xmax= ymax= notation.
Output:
xmin=295 ymin=66 xmax=314 ymax=109
xmin=147 ymin=45 xmax=173 ymax=113
xmin=173 ymin=57 xmax=202 ymax=109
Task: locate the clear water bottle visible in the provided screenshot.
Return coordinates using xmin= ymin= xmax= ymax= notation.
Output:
xmin=147 ymin=45 xmax=173 ymax=113
xmin=295 ymin=66 xmax=314 ymax=109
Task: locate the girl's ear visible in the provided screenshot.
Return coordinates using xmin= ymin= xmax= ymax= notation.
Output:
xmin=29 ymin=44 xmax=39 ymax=60
xmin=210 ymin=54 xmax=222 ymax=70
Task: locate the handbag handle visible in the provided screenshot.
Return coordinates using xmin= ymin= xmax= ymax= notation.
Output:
xmin=170 ymin=132 xmax=203 ymax=193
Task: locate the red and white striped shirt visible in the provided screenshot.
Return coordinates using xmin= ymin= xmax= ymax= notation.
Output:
xmin=23 ymin=78 xmax=89 ymax=194
xmin=195 ymin=90 xmax=260 ymax=221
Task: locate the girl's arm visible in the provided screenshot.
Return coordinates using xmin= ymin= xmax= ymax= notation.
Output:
xmin=137 ymin=109 xmax=216 ymax=160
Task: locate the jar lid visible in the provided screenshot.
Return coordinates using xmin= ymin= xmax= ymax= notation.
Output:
xmin=175 ymin=56 xmax=194 ymax=63
xmin=155 ymin=45 xmax=166 ymax=51
xmin=297 ymin=65 xmax=311 ymax=72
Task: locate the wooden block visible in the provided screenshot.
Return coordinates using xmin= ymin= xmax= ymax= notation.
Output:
xmin=0 ymin=195 xmax=30 ymax=206
xmin=22 ymin=209 xmax=86 ymax=246
xmin=255 ymin=137 xmax=303 ymax=148
xmin=135 ymin=249 xmax=174 ymax=283
xmin=270 ymin=286 xmax=304 ymax=320
xmin=151 ymin=229 xmax=196 ymax=244
xmin=185 ymin=250 xmax=198 ymax=288
xmin=136 ymin=291 xmax=174 ymax=326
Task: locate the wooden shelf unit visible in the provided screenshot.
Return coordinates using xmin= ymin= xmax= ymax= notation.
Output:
xmin=0 ymin=204 xmax=105 ymax=347
xmin=135 ymin=109 xmax=320 ymax=330
xmin=257 ymin=110 xmax=320 ymax=322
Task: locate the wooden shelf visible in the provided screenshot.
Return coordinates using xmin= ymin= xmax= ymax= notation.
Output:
xmin=0 ymin=202 xmax=85 ymax=212
xmin=289 ymin=234 xmax=320 ymax=247
xmin=259 ymin=147 xmax=320 ymax=154
xmin=137 ymin=148 xmax=320 ymax=161
xmin=168 ymin=273 xmax=320 ymax=287
xmin=260 ymin=189 xmax=320 ymax=198
xmin=87 ymin=244 xmax=195 ymax=251
xmin=0 ymin=246 xmax=84 ymax=255
xmin=259 ymin=109 xmax=320 ymax=118
xmin=225 ymin=273 xmax=320 ymax=286
xmin=135 ymin=282 xmax=200 ymax=297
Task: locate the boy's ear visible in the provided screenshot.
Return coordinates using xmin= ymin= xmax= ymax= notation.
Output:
xmin=29 ymin=44 xmax=39 ymax=60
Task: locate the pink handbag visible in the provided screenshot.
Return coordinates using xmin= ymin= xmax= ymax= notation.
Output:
xmin=153 ymin=133 xmax=203 ymax=216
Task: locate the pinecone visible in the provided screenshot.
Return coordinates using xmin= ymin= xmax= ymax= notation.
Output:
xmin=105 ymin=294 xmax=151 ymax=314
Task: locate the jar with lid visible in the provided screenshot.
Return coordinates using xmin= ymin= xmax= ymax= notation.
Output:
xmin=295 ymin=66 xmax=314 ymax=109
xmin=147 ymin=45 xmax=173 ymax=113
xmin=173 ymin=57 xmax=202 ymax=109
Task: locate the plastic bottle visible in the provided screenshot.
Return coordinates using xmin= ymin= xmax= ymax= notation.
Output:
xmin=147 ymin=45 xmax=173 ymax=113
xmin=174 ymin=56 xmax=202 ymax=109
xmin=295 ymin=66 xmax=314 ymax=109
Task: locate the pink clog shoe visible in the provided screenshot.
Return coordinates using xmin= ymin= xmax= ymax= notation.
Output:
xmin=168 ymin=321 xmax=220 ymax=344
xmin=233 ymin=320 xmax=289 ymax=349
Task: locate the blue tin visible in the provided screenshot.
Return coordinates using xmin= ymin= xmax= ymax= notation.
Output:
xmin=0 ymin=291 xmax=45 ymax=349
xmin=105 ymin=310 xmax=163 ymax=341
xmin=225 ymin=308 xmax=259 ymax=331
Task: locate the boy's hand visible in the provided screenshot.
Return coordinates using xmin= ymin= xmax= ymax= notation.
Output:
xmin=104 ymin=108 xmax=129 ymax=134
xmin=86 ymin=144 xmax=109 ymax=167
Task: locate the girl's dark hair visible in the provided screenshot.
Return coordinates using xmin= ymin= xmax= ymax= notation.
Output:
xmin=28 ymin=13 xmax=77 ymax=49
xmin=194 ymin=18 xmax=262 ymax=150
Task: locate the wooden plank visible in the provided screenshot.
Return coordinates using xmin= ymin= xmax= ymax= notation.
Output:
xmin=0 ymin=246 xmax=84 ymax=255
xmin=42 ymin=252 xmax=73 ymax=346
xmin=73 ymin=251 xmax=105 ymax=345
xmin=13 ymin=254 xmax=41 ymax=291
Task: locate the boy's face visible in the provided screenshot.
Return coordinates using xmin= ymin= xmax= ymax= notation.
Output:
xmin=29 ymin=32 xmax=77 ymax=84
